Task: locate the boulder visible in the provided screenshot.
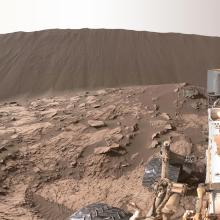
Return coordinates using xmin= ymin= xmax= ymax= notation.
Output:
xmin=150 ymin=140 xmax=160 ymax=148
xmin=170 ymin=138 xmax=192 ymax=156
xmin=183 ymin=87 xmax=199 ymax=99
xmin=160 ymin=113 xmax=171 ymax=120
xmin=70 ymin=96 xmax=80 ymax=102
xmin=86 ymin=96 xmax=98 ymax=104
xmin=152 ymin=132 xmax=160 ymax=140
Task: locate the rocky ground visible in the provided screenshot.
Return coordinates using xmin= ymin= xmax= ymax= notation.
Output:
xmin=0 ymin=83 xmax=208 ymax=220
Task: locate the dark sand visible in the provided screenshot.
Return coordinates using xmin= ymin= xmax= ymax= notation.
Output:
xmin=0 ymin=29 xmax=220 ymax=99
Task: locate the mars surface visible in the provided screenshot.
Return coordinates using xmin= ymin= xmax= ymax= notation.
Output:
xmin=0 ymin=83 xmax=208 ymax=220
xmin=1 ymin=27 xmax=218 ymax=220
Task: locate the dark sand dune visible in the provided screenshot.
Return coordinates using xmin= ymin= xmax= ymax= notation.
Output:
xmin=0 ymin=29 xmax=220 ymax=99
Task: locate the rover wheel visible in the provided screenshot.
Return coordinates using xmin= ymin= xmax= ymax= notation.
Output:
xmin=68 ymin=203 xmax=132 ymax=220
xmin=142 ymin=157 xmax=180 ymax=191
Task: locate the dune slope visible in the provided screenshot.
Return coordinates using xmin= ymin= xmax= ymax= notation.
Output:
xmin=0 ymin=29 xmax=220 ymax=99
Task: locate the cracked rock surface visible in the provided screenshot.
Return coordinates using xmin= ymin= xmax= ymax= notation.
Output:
xmin=0 ymin=84 xmax=208 ymax=220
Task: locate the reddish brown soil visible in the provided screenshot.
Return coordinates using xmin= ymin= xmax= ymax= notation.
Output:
xmin=0 ymin=83 xmax=208 ymax=220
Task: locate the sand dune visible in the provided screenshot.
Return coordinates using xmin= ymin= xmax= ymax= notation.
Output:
xmin=0 ymin=29 xmax=220 ymax=99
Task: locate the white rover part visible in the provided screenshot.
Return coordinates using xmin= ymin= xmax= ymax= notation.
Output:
xmin=206 ymin=108 xmax=220 ymax=214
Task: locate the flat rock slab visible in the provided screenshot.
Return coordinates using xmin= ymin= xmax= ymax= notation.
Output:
xmin=94 ymin=143 xmax=120 ymax=154
xmin=88 ymin=120 xmax=105 ymax=128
